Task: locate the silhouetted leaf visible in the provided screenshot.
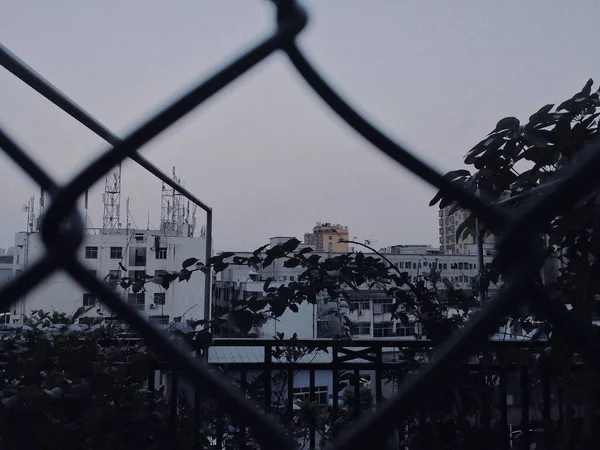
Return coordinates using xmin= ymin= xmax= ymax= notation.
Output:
xmin=263 ymin=277 xmax=274 ymax=292
xmin=282 ymin=238 xmax=301 ymax=253
xmin=492 ymin=117 xmax=520 ymax=133
xmin=232 ymin=310 xmax=254 ymax=335
xmin=284 ymin=259 xmax=300 ymax=268
xmin=182 ymin=258 xmax=199 ymax=269
xmin=193 ymin=331 xmax=213 ymax=351
xmin=178 ymin=268 xmax=191 ymax=282
xmin=253 ymin=244 xmax=269 ymax=256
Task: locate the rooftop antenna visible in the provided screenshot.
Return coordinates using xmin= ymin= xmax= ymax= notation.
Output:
xmin=160 ymin=166 xmax=186 ymax=237
xmin=125 ymin=197 xmax=131 ymax=231
xmin=23 ymin=196 xmax=35 ymax=233
xmin=37 ymin=188 xmax=45 ymax=232
xmin=102 ymin=163 xmax=121 ymax=229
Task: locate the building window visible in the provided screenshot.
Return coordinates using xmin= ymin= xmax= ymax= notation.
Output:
xmin=127 ymin=293 xmax=145 ymax=310
xmin=373 ymin=298 xmax=394 ymax=314
xmin=83 ymin=293 xmax=96 ymax=307
xmin=349 ymin=299 xmax=370 ymax=310
xmin=154 ymin=293 xmax=166 ymax=305
xmin=110 ymin=247 xmax=123 ymax=259
xmin=129 ymin=270 xmax=146 ymax=280
xmin=157 ymin=247 xmax=167 ymax=259
xmin=373 ymin=322 xmax=393 ymax=337
xmin=289 ymin=276 xmax=295 ymax=282
xmin=149 ymin=315 xmax=169 ymax=326
xmin=129 ymin=247 xmax=147 ymax=266
xmin=351 ymin=322 xmax=371 ymax=336
xmin=85 ymin=246 xmax=98 ymax=259
xmin=396 ymin=323 xmax=415 ymax=337
xmin=293 ymin=386 xmax=328 ymax=406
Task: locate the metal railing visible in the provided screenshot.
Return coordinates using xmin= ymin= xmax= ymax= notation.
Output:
xmin=1 ymin=1 xmax=600 ymax=449
xmin=152 ymin=339 xmax=583 ymax=449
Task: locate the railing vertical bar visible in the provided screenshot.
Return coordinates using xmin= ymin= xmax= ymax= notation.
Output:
xmin=499 ymin=368 xmax=509 ymax=450
xmin=264 ymin=344 xmax=272 ymax=412
xmin=148 ymin=368 xmax=155 ymax=391
xmin=520 ymin=365 xmax=530 ymax=450
xmin=240 ymin=369 xmax=248 ymax=447
xmin=310 ymin=369 xmax=316 ymax=450
xmin=288 ymin=369 xmax=294 ymax=421
xmin=216 ymin=403 xmax=223 ymax=450
xmin=353 ymin=369 xmax=361 ymax=419
xmin=542 ymin=361 xmax=552 ymax=450
xmin=375 ymin=346 xmax=383 ymax=404
xmin=332 ymin=344 xmax=339 ymax=435
xmin=419 ymin=408 xmax=427 ymax=450
xmin=481 ymin=356 xmax=491 ymax=437
xmin=557 ymin=384 xmax=564 ymax=433
xmin=241 ymin=369 xmax=248 ymax=391
xmin=170 ymin=370 xmax=179 ymax=441
xmin=194 ymin=351 xmax=203 ymax=437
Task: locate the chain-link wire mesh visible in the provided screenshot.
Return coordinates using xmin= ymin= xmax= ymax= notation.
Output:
xmin=1 ymin=1 xmax=600 ymax=449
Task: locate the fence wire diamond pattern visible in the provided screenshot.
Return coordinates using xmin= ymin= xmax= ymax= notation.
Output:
xmin=2 ymin=2 xmax=600 ymax=449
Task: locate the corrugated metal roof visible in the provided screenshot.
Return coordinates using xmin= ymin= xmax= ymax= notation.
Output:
xmin=207 ymin=346 xmax=401 ymax=365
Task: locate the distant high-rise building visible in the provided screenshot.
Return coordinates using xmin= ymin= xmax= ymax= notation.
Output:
xmin=438 ymin=206 xmax=497 ymax=255
xmin=304 ymin=222 xmax=349 ymax=253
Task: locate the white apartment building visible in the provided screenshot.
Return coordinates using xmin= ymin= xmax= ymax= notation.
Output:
xmin=213 ymin=237 xmax=498 ymax=340
xmin=0 ymin=255 xmax=14 ymax=324
xmin=11 ymin=228 xmax=207 ymax=326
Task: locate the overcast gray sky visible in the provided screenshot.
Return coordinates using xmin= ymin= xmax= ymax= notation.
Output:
xmin=1 ymin=0 xmax=599 ymax=253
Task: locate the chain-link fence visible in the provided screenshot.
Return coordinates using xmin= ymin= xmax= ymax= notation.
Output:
xmin=2 ymin=1 xmax=600 ymax=449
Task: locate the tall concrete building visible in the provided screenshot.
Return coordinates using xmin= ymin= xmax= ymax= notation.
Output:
xmin=303 ymin=222 xmax=349 ymax=253
xmin=10 ymin=228 xmax=207 ymax=326
xmin=438 ymin=205 xmax=497 ymax=255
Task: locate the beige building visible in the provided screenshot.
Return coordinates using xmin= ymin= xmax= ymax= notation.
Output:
xmin=439 ymin=206 xmax=497 ymax=255
xmin=304 ymin=222 xmax=349 ymax=253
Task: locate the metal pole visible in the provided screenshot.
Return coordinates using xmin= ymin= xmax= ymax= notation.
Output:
xmin=203 ymin=209 xmax=212 ymax=330
xmin=475 ymin=217 xmax=486 ymax=303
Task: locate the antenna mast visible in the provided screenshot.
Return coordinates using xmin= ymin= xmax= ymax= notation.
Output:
xmin=102 ymin=163 xmax=122 ymax=229
xmin=160 ymin=167 xmax=187 ymax=237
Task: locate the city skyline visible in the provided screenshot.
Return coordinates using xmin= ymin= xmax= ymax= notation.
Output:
xmin=2 ymin=0 xmax=599 ymax=252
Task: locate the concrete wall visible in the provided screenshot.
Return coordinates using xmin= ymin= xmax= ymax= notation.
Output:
xmin=0 ymin=256 xmax=13 ymax=287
